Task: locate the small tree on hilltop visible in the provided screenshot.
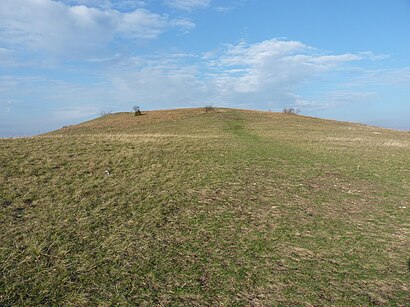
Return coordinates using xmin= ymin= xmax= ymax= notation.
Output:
xmin=204 ymin=105 xmax=215 ymax=112
xmin=283 ymin=107 xmax=300 ymax=114
xmin=133 ymin=105 xmax=142 ymax=116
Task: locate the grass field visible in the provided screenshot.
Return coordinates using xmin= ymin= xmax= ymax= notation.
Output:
xmin=1 ymin=108 xmax=409 ymax=305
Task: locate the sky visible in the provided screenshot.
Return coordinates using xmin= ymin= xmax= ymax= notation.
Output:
xmin=0 ymin=0 xmax=409 ymax=136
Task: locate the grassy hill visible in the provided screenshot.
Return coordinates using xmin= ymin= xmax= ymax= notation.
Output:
xmin=1 ymin=108 xmax=409 ymax=305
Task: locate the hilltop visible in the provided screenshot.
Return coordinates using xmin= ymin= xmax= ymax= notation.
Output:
xmin=1 ymin=108 xmax=409 ymax=305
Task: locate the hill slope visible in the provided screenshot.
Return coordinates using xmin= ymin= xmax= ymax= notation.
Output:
xmin=1 ymin=108 xmax=409 ymax=305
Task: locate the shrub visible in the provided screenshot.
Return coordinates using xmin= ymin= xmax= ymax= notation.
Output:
xmin=204 ymin=105 xmax=215 ymax=112
xmin=283 ymin=107 xmax=300 ymax=114
xmin=133 ymin=105 xmax=142 ymax=116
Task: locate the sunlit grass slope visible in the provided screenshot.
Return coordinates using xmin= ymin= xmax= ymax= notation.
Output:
xmin=1 ymin=108 xmax=409 ymax=305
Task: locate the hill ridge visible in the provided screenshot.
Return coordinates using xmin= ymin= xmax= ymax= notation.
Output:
xmin=1 ymin=107 xmax=409 ymax=305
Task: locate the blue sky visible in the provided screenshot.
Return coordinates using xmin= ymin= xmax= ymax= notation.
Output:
xmin=1 ymin=0 xmax=409 ymax=136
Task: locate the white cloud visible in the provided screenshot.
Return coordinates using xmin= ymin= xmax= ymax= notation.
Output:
xmin=165 ymin=0 xmax=211 ymax=10
xmin=90 ymin=39 xmax=368 ymax=110
xmin=0 ymin=0 xmax=184 ymax=56
xmin=199 ymin=39 xmax=364 ymax=106
xmin=1 ymin=37 xmax=393 ymax=136
xmin=0 ymin=0 xmax=108 ymax=54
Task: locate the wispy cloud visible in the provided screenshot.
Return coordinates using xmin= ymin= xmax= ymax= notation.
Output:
xmin=0 ymin=76 xmax=20 ymax=93
xmin=165 ymin=0 xmax=211 ymax=11
xmin=52 ymin=105 xmax=101 ymax=120
xmin=59 ymin=0 xmax=146 ymax=11
xmin=355 ymin=67 xmax=410 ymax=87
xmin=170 ymin=17 xmax=196 ymax=33
xmin=0 ymin=48 xmax=16 ymax=66
xmin=213 ymin=0 xmax=247 ymax=13
xmin=293 ymin=91 xmax=377 ymax=111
